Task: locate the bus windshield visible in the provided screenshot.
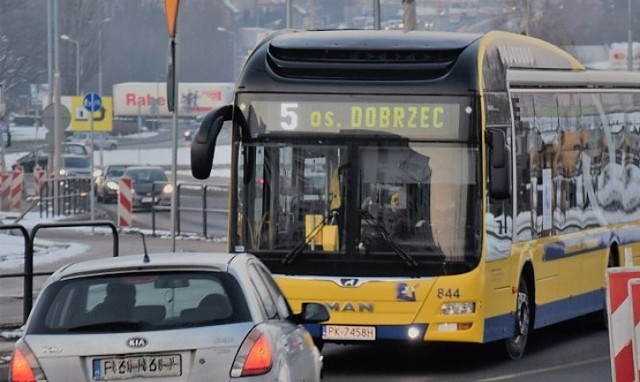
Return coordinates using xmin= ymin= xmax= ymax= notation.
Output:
xmin=235 ymin=95 xmax=481 ymax=277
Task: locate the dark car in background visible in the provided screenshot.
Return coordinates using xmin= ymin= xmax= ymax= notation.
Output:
xmin=59 ymin=154 xmax=92 ymax=177
xmin=122 ymin=166 xmax=173 ymax=210
xmin=96 ymin=164 xmax=129 ymax=203
xmin=12 ymin=143 xmax=91 ymax=172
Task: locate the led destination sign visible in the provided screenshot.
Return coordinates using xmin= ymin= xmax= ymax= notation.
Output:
xmin=249 ymin=100 xmax=464 ymax=140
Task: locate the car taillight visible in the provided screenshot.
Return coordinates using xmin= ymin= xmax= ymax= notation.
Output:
xmin=230 ymin=326 xmax=273 ymax=377
xmin=9 ymin=340 xmax=47 ymax=382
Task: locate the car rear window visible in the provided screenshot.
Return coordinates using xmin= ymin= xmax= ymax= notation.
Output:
xmin=27 ymin=271 xmax=251 ymax=334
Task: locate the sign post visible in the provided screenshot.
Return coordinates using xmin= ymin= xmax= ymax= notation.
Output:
xmin=164 ymin=0 xmax=180 ymax=252
xmin=0 ymin=82 xmax=5 ymax=172
xmin=83 ymin=92 xmax=102 ymax=224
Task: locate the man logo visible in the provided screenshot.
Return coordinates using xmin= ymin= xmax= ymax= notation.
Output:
xmin=340 ymin=278 xmax=359 ymax=287
xmin=126 ymin=337 xmax=148 ymax=348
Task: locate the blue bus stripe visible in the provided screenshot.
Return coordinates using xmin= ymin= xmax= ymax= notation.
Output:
xmin=543 ymin=227 xmax=640 ymax=261
xmin=304 ymin=324 xmax=428 ymax=341
xmin=484 ymin=289 xmax=604 ymax=342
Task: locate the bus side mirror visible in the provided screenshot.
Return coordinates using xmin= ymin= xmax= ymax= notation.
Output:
xmin=191 ymin=105 xmax=233 ymax=179
xmin=487 ymin=129 xmax=509 ymax=200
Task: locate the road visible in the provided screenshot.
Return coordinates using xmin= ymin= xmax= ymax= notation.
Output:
xmin=321 ymin=314 xmax=610 ymax=381
xmin=97 ymin=182 xmax=229 ymax=238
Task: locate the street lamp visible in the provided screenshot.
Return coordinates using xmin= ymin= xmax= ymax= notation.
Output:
xmin=60 ymin=34 xmax=80 ymax=95
xmin=628 ymin=0 xmax=633 ymax=71
xmin=98 ymin=17 xmax=111 ymax=96
xmin=217 ymin=27 xmax=237 ymax=80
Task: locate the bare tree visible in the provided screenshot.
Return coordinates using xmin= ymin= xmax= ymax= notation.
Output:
xmin=0 ymin=0 xmax=47 ymax=111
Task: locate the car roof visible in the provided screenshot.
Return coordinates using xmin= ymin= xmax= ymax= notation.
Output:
xmin=49 ymin=252 xmax=242 ymax=283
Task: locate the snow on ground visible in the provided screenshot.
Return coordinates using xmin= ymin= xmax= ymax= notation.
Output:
xmin=0 ymin=230 xmax=89 ymax=269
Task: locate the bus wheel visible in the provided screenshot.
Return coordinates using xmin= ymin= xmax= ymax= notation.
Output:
xmin=598 ymin=249 xmax=618 ymax=329
xmin=505 ymin=278 xmax=530 ymax=360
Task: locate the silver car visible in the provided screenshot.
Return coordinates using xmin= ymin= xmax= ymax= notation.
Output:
xmin=9 ymin=252 xmax=329 ymax=381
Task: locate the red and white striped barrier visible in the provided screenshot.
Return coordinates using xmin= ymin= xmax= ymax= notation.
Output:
xmin=607 ymin=255 xmax=640 ymax=382
xmin=9 ymin=167 xmax=24 ymax=211
xmin=0 ymin=172 xmax=9 ymax=210
xmin=629 ymin=278 xmax=640 ymax=382
xmin=118 ymin=176 xmax=133 ymax=228
xmin=33 ymin=165 xmax=46 ymax=196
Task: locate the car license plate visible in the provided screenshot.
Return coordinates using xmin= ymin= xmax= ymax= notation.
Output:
xmin=141 ymin=197 xmax=153 ymax=203
xmin=92 ymin=354 xmax=181 ymax=380
xmin=322 ymin=325 xmax=376 ymax=341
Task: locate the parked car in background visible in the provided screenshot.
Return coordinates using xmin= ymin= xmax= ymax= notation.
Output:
xmin=12 ymin=143 xmax=91 ymax=172
xmin=67 ymin=132 xmax=118 ymax=150
xmin=122 ymin=166 xmax=173 ymax=209
xmin=8 ymin=252 xmax=329 ymax=382
xmin=96 ymin=164 xmax=129 ymax=203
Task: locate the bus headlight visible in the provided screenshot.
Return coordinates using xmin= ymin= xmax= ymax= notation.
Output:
xmin=407 ymin=326 xmax=422 ymax=340
xmin=441 ymin=302 xmax=475 ymax=315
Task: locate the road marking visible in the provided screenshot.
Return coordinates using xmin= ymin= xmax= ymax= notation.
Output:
xmin=476 ymin=356 xmax=610 ymax=381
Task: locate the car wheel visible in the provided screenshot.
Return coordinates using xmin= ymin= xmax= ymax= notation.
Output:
xmin=504 ymin=277 xmax=530 ymax=360
xmin=109 ymin=144 xmax=117 ymax=150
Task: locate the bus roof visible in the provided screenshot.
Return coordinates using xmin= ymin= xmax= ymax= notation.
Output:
xmin=238 ymin=29 xmax=584 ymax=95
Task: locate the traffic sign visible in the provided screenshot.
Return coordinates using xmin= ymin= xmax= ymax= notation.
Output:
xmin=83 ymin=92 xmax=102 ymax=113
xmin=70 ymin=96 xmax=113 ymax=132
xmin=42 ymin=103 xmax=71 ymax=130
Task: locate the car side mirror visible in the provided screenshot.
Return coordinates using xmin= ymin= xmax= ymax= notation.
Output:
xmin=299 ymin=302 xmax=330 ymax=323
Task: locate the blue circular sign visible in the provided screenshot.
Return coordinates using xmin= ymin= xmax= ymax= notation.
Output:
xmin=83 ymin=92 xmax=102 ymax=112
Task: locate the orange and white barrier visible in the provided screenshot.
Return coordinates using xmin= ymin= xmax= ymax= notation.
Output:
xmin=118 ymin=176 xmax=133 ymax=228
xmin=9 ymin=167 xmax=24 ymax=211
xmin=0 ymin=172 xmax=9 ymax=210
xmin=607 ymin=250 xmax=640 ymax=382
xmin=33 ymin=165 xmax=46 ymax=196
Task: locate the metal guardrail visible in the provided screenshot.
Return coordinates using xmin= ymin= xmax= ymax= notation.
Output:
xmin=0 ymin=221 xmax=118 ymax=323
xmin=150 ymin=183 xmax=228 ymax=238
xmin=39 ymin=176 xmax=92 ymax=217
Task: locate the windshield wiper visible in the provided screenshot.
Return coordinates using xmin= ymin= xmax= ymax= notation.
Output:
xmin=359 ymin=209 xmax=418 ymax=267
xmin=282 ymin=211 xmax=337 ymax=265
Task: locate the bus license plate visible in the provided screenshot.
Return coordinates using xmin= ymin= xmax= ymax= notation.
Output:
xmin=92 ymin=354 xmax=182 ymax=380
xmin=322 ymin=325 xmax=376 ymax=341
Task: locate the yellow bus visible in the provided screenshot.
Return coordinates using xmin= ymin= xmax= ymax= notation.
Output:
xmin=191 ymin=29 xmax=640 ymax=358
